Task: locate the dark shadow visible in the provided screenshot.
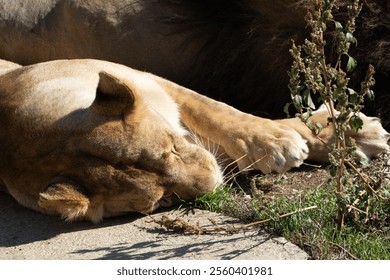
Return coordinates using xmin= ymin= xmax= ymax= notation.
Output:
xmin=0 ymin=191 xmax=143 ymax=247
xmin=1 ymin=191 xmax=289 ymax=260
xmin=71 ymin=232 xmax=272 ymax=260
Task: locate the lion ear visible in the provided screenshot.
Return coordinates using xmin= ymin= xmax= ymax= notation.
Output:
xmin=91 ymin=71 xmax=135 ymax=117
xmin=38 ymin=180 xmax=92 ymax=222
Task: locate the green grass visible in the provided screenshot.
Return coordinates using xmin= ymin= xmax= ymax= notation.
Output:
xmin=193 ymin=185 xmax=235 ymax=213
xmin=193 ymin=179 xmax=390 ymax=260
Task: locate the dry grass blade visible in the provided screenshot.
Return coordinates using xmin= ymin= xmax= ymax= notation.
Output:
xmin=243 ymin=205 xmax=318 ymax=228
xmin=328 ymin=241 xmax=358 ymax=260
xmin=147 ymin=214 xmax=205 ymax=234
xmin=147 ymin=214 xmax=244 ymax=235
xmin=148 ymin=205 xmax=318 ymax=235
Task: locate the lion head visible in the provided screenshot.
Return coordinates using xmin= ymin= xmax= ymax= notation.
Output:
xmin=0 ymin=60 xmax=223 ymax=223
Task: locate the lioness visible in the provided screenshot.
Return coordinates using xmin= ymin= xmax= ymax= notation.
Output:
xmin=0 ymin=59 xmax=388 ymax=223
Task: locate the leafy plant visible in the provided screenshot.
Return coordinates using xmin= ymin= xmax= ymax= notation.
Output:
xmin=287 ymin=0 xmax=379 ymax=230
xmin=192 ymin=0 xmax=389 ymax=259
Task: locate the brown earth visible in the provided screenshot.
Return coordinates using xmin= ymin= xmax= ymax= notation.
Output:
xmin=223 ymin=152 xmax=390 ymax=223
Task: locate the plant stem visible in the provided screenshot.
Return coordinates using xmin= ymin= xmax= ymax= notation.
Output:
xmin=319 ymin=17 xmax=345 ymax=230
xmin=243 ymin=205 xmax=318 ymax=227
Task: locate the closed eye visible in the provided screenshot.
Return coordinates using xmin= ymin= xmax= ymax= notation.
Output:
xmin=171 ymin=145 xmax=180 ymax=156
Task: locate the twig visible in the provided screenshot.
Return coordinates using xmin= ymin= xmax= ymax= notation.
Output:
xmin=346 ymin=204 xmax=366 ymax=214
xmin=328 ymin=241 xmax=358 ymax=260
xmin=149 ymin=205 xmax=318 ymax=234
xmin=243 ymin=205 xmax=318 ymax=228
xmin=148 ymin=214 xmax=243 ymax=235
xmin=302 ymin=162 xmax=323 ymax=168
xmin=347 ymin=189 xmax=366 ymax=213
xmin=345 ymin=160 xmax=377 ymax=194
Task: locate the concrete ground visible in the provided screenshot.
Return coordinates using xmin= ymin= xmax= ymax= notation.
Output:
xmin=0 ymin=191 xmax=309 ymax=260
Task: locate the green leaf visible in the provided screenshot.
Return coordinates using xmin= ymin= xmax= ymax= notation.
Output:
xmin=330 ymin=166 xmax=337 ymax=177
xmin=284 ymin=103 xmax=292 ymax=117
xmin=290 ymin=66 xmax=299 ymax=78
xmin=303 ymin=88 xmax=316 ymax=109
xmin=348 ymin=88 xmax=358 ymax=104
xmin=346 ymin=32 xmax=357 ymax=44
xmin=347 ymin=88 xmax=357 ymax=95
xmin=334 ymin=21 xmax=343 ymax=31
xmin=346 ymin=56 xmax=357 ymax=72
xmin=293 ymin=95 xmax=303 ymax=109
xmin=315 ymin=123 xmax=323 ymax=134
xmin=350 ymin=93 xmax=358 ymax=104
xmin=367 ymin=90 xmax=375 ymax=101
xmin=359 ymin=157 xmax=369 ymax=167
xmin=350 ymin=115 xmax=364 ymax=132
xmin=306 ymin=92 xmax=316 ymax=109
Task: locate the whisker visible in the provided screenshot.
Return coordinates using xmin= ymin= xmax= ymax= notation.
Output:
xmin=184 ymin=126 xmax=225 ymax=163
xmin=216 ymin=155 xmax=230 ymax=166
xmin=223 ymin=156 xmax=266 ymax=185
xmin=210 ymin=142 xmax=223 ymax=158
xmin=212 ymin=140 xmax=224 ymax=158
xmin=186 ymin=128 xmax=205 ymax=149
xmin=222 ymin=154 xmax=248 ymax=174
xmin=185 ymin=129 xmax=265 ymax=185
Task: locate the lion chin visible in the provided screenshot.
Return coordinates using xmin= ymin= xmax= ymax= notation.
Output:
xmin=0 ymin=58 xmax=388 ymax=223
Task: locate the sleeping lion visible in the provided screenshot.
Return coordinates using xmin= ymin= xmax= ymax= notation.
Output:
xmin=0 ymin=59 xmax=388 ymax=223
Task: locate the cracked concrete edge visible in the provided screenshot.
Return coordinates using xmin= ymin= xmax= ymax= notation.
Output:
xmin=0 ymin=192 xmax=309 ymax=260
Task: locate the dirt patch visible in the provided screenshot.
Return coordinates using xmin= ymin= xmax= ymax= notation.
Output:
xmin=254 ymin=165 xmax=330 ymax=197
xmin=244 ymin=152 xmax=389 ymax=197
xmin=222 ymin=153 xmax=390 ymax=223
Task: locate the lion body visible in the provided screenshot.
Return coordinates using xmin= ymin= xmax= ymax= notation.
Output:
xmin=0 ymin=58 xmax=388 ymax=222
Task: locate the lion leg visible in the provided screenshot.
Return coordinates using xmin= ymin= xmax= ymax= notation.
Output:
xmin=276 ymin=106 xmax=390 ymax=162
xmin=153 ymin=76 xmax=309 ymax=174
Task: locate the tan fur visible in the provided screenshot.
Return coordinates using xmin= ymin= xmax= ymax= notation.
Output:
xmin=0 ymin=59 xmax=388 ymax=223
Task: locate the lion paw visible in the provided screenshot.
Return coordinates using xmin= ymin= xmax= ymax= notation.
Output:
xmin=224 ymin=118 xmax=309 ymax=174
xmin=286 ymin=106 xmax=390 ymax=163
xmin=348 ymin=113 xmax=390 ymax=161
